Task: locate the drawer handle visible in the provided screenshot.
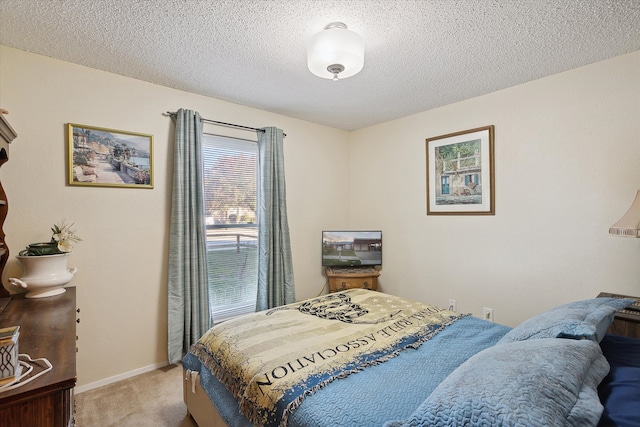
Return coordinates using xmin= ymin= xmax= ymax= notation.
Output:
xmin=341 ymin=282 xmax=347 ymax=289
xmin=76 ymin=318 xmax=80 ymax=323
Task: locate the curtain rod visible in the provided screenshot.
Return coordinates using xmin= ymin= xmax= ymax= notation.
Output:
xmin=166 ymin=111 xmax=286 ymax=137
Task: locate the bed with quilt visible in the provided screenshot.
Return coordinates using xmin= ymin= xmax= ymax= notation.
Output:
xmin=182 ymin=289 xmax=640 ymax=427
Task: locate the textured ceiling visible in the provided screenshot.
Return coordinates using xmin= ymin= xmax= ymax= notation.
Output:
xmin=1 ymin=0 xmax=639 ymax=131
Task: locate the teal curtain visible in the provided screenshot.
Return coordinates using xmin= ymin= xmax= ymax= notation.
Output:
xmin=256 ymin=127 xmax=296 ymax=310
xmin=167 ymin=108 xmax=212 ymax=364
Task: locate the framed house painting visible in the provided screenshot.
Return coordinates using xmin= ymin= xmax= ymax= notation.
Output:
xmin=426 ymin=125 xmax=494 ymax=215
xmin=67 ymin=123 xmax=153 ymax=189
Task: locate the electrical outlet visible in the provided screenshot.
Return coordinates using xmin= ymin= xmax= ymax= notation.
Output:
xmin=448 ymin=299 xmax=457 ymax=312
xmin=483 ymin=307 xmax=494 ymax=322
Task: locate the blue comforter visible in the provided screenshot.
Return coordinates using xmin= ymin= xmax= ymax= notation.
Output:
xmin=183 ymin=315 xmax=510 ymax=426
xmin=183 ymin=296 xmax=636 ymax=427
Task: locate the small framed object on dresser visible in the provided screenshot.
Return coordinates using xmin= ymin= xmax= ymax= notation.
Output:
xmin=598 ymin=292 xmax=640 ymax=339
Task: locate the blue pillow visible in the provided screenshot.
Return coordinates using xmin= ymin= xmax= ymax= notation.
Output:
xmin=384 ymin=338 xmax=610 ymax=427
xmin=498 ymin=298 xmax=635 ymax=344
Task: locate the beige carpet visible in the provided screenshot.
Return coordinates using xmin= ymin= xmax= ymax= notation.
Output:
xmin=75 ymin=364 xmax=198 ymax=427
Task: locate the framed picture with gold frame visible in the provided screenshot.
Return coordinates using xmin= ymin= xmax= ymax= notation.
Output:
xmin=426 ymin=125 xmax=494 ymax=215
xmin=67 ymin=123 xmax=153 ymax=189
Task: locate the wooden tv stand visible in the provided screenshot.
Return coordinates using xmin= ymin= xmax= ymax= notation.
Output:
xmin=326 ymin=267 xmax=379 ymax=292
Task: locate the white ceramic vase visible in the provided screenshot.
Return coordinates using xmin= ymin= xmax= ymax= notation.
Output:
xmin=9 ymin=253 xmax=77 ymax=298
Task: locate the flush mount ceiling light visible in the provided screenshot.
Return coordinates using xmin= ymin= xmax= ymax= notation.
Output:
xmin=307 ymin=22 xmax=364 ymax=81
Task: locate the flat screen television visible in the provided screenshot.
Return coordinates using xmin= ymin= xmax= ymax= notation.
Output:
xmin=322 ymin=230 xmax=382 ymax=267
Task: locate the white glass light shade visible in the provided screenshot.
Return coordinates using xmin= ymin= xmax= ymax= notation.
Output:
xmin=609 ymin=190 xmax=640 ymax=237
xmin=307 ymin=23 xmax=364 ymax=80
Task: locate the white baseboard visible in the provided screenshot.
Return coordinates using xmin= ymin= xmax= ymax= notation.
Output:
xmin=75 ymin=361 xmax=169 ymax=394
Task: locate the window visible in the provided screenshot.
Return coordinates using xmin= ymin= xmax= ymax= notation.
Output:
xmin=464 ymin=174 xmax=478 ymax=186
xmin=202 ymin=134 xmax=258 ymax=323
xmin=441 ymin=175 xmax=450 ymax=194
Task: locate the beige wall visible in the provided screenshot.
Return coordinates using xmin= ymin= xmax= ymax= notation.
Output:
xmin=2 ymin=44 xmax=639 ymax=391
xmin=349 ymin=50 xmax=640 ymax=325
xmin=0 ymin=46 xmax=350 ymax=389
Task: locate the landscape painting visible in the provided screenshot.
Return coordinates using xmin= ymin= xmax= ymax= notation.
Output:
xmin=67 ymin=123 xmax=153 ymax=188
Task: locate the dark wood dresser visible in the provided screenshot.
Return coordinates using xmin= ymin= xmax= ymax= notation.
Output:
xmin=0 ymin=287 xmax=77 ymax=426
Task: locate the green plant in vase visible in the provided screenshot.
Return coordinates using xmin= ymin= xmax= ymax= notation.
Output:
xmin=19 ymin=222 xmax=82 ymax=256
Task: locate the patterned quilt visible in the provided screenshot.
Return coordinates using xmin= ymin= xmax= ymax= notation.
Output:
xmin=189 ymin=289 xmax=466 ymax=427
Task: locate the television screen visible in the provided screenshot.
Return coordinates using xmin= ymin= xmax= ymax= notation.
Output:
xmin=322 ymin=231 xmax=382 ymax=267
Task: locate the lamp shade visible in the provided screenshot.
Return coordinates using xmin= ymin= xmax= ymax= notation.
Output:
xmin=609 ymin=190 xmax=640 ymax=237
xmin=307 ymin=22 xmax=364 ymax=80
